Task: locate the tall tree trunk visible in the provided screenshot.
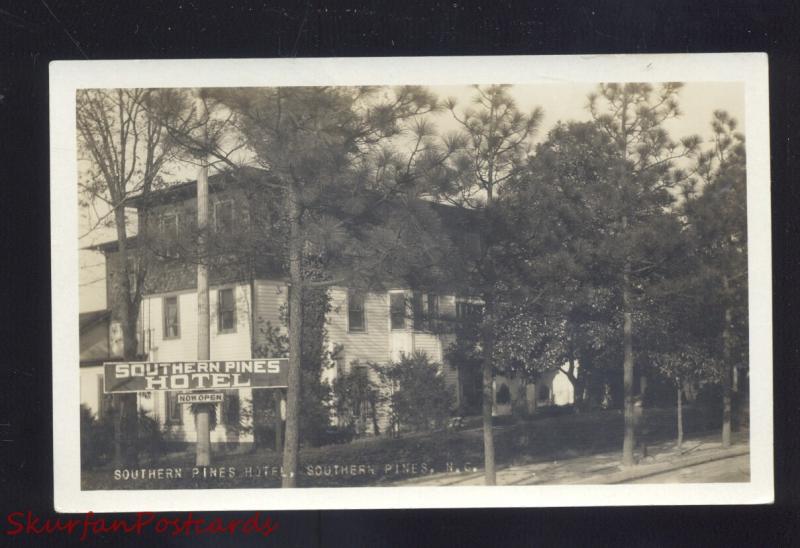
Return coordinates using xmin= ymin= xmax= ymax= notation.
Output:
xmin=282 ymin=185 xmax=303 ymax=488
xmin=195 ymin=154 xmax=212 ymax=467
xmin=275 ymin=390 xmax=284 ymax=453
xmin=676 ymin=383 xmax=683 ymax=449
xmin=618 ymin=93 xmax=636 ymax=467
xmin=112 ymin=310 xmax=140 ymax=466
xmin=721 ymin=275 xmax=733 ymax=448
xmin=112 ymin=207 xmax=139 ymax=467
xmin=481 ymin=298 xmax=496 ymax=485
xmin=622 ymin=255 xmax=636 ymax=467
xmin=564 ymin=358 xmax=583 ymax=412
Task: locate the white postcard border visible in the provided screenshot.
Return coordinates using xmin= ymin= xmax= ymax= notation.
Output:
xmin=51 ymin=53 xmax=773 ymax=512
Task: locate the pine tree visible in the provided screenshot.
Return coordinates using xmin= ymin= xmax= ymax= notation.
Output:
xmin=205 ymin=86 xmax=448 ymax=487
xmin=434 ymin=85 xmax=543 ymax=484
xmin=500 ymin=121 xmax=626 ymax=411
xmin=585 ymin=83 xmax=700 ymax=465
xmin=683 ymin=111 xmax=748 ymax=447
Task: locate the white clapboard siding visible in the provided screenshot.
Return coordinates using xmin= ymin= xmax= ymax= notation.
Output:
xmin=252 ymin=280 xmax=289 ymax=351
xmin=138 ymin=284 xmax=254 ymax=443
xmin=327 ymin=287 xmax=391 ymax=370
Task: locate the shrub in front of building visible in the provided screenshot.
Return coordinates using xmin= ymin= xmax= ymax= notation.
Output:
xmin=332 ymin=363 xmax=381 ymax=437
xmin=377 ymin=352 xmax=455 ymax=435
xmin=80 ymin=404 xmax=114 ymax=469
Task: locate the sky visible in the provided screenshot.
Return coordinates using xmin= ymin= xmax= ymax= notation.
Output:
xmin=428 ymin=82 xmax=744 ymax=143
xmin=78 ymin=81 xmax=745 ymax=313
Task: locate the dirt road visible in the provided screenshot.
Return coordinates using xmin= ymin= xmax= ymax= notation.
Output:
xmin=626 ymin=454 xmax=750 ymax=483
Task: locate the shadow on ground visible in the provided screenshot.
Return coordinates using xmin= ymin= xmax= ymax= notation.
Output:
xmin=82 ymin=404 xmax=736 ymax=489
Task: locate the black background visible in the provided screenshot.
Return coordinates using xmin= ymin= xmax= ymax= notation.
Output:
xmin=1 ymin=1 xmax=799 ymax=546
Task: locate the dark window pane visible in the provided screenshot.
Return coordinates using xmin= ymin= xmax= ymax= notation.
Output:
xmin=215 ymin=201 xmax=234 ymax=233
xmin=427 ymin=294 xmax=439 ymax=317
xmin=127 ymin=257 xmax=140 ymax=297
xmin=163 ymin=296 xmax=180 ymax=338
xmin=161 ymin=213 xmax=179 ymax=239
xmin=218 ymin=288 xmax=236 ymax=332
xmin=390 ymin=293 xmax=406 ymax=330
xmin=412 ymin=292 xmax=424 ymax=329
xmin=427 ymin=294 xmax=439 ymax=329
xmin=348 ymin=291 xmax=366 ymax=332
xmin=159 ymin=213 xmax=180 ymax=257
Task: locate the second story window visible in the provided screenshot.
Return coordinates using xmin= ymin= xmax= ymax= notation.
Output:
xmin=348 ymin=291 xmax=366 ymax=332
xmin=411 ymin=291 xmax=424 ymax=329
xmin=160 ymin=213 xmax=179 ymax=240
xmin=390 ymin=292 xmax=406 ymax=330
xmin=426 ymin=293 xmax=439 ymax=330
xmin=214 ymin=200 xmax=234 ymax=234
xmin=163 ymin=296 xmax=180 ymax=339
xmin=127 ymin=256 xmax=140 ymax=297
xmin=159 ymin=213 xmax=180 ymax=257
xmin=218 ymin=288 xmax=236 ymax=333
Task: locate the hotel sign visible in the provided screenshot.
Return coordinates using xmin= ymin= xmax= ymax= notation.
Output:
xmin=103 ymin=359 xmax=289 ymax=393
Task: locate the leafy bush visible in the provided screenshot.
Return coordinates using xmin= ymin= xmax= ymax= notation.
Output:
xmin=253 ymin=286 xmax=335 ymax=447
xmin=189 ymin=403 xmax=218 ymax=431
xmin=332 ymin=363 xmax=381 ymax=436
xmin=80 ymin=404 xmax=114 ymax=469
xmin=376 ymin=351 xmax=455 ymax=434
xmin=81 ymin=403 xmax=171 ymax=468
xmin=241 ymin=389 xmax=281 ymax=449
xmin=137 ymin=409 xmax=165 ymax=461
xmin=317 ymin=425 xmax=357 ymax=446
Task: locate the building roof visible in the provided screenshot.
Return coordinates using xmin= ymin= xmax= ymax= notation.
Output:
xmin=83 ymin=235 xmax=139 ymax=254
xmin=89 ymin=166 xmax=481 ymax=251
xmin=127 ymin=166 xmax=269 ymax=208
xmin=79 ymin=309 xmax=111 ymax=334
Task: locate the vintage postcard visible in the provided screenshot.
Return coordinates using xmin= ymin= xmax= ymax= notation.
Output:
xmin=51 ymin=54 xmax=773 ymax=512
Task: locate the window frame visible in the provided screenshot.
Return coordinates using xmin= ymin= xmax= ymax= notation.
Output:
xmin=160 ymin=212 xmax=180 ymax=239
xmin=389 ymin=292 xmax=406 ymax=330
xmin=411 ymin=291 xmax=424 ymax=330
xmin=217 ymin=287 xmax=237 ymax=334
xmin=347 ymin=290 xmax=367 ymax=333
xmin=162 ymin=295 xmax=181 ymax=340
xmin=127 ymin=256 xmax=141 ymax=299
xmin=424 ymin=293 xmax=439 ymax=331
xmin=213 ymin=199 xmax=235 ymax=234
xmin=427 ymin=293 xmax=439 ymax=318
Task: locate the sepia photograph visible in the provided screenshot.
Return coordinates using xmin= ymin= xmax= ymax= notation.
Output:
xmin=51 ymin=55 xmax=773 ymax=511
